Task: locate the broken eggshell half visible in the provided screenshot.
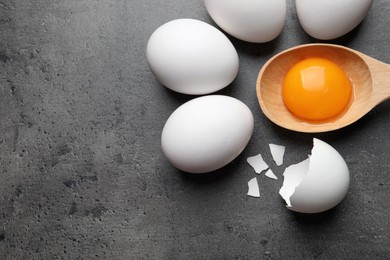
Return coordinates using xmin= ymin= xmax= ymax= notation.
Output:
xmin=279 ymin=138 xmax=350 ymax=214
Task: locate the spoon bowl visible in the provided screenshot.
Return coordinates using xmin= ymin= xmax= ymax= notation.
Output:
xmin=256 ymin=44 xmax=390 ymax=133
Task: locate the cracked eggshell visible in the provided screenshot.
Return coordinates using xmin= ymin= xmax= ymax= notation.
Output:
xmin=269 ymin=144 xmax=285 ymax=166
xmin=204 ymin=0 xmax=286 ymax=43
xmin=247 ymin=177 xmax=261 ymax=197
xmin=247 ymin=153 xmax=269 ymax=174
xmin=296 ymin=0 xmax=373 ymax=40
xmin=280 ymin=139 xmax=350 ymax=213
xmin=146 ymin=19 xmax=239 ymax=95
xmin=265 ymin=169 xmax=278 ymax=180
xmin=161 ymin=95 xmax=254 ymax=173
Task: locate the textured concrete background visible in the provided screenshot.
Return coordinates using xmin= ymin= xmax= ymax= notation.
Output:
xmin=1 ymin=0 xmax=390 ymax=259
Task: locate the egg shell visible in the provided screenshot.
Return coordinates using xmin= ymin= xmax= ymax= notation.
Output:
xmin=296 ymin=0 xmax=373 ymax=40
xmin=161 ymin=95 xmax=254 ymax=173
xmin=146 ymin=19 xmax=239 ymax=95
xmin=288 ymin=139 xmax=350 ymax=213
xmin=204 ymin=0 xmax=286 ymax=43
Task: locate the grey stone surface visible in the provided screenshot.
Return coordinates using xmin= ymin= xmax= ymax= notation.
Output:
xmin=1 ymin=0 xmax=390 ymax=259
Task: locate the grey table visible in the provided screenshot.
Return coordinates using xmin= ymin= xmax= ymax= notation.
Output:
xmin=1 ymin=0 xmax=390 ymax=259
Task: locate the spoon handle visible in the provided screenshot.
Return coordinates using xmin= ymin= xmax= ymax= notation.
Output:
xmin=365 ymin=56 xmax=390 ymax=107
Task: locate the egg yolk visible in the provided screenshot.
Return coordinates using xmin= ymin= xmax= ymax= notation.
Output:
xmin=282 ymin=57 xmax=352 ymax=121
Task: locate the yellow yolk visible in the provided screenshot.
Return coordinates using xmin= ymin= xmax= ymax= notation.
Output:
xmin=282 ymin=57 xmax=352 ymax=121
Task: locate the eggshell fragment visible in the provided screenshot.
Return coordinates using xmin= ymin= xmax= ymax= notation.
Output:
xmin=161 ymin=95 xmax=254 ymax=173
xmin=247 ymin=154 xmax=269 ymax=174
xmin=265 ymin=169 xmax=278 ymax=180
xmin=146 ymin=19 xmax=239 ymax=95
xmin=247 ymin=177 xmax=260 ymax=197
xmin=279 ymin=139 xmax=350 ymax=213
xmin=269 ymin=144 xmax=285 ymax=166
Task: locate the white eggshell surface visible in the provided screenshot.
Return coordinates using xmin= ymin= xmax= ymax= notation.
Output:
xmin=296 ymin=0 xmax=373 ymax=40
xmin=146 ymin=19 xmax=239 ymax=95
xmin=280 ymin=139 xmax=350 ymax=213
xmin=161 ymin=95 xmax=254 ymax=173
xmin=204 ymin=0 xmax=286 ymax=43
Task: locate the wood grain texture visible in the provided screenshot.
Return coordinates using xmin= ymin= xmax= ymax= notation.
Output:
xmin=256 ymin=44 xmax=390 ymax=133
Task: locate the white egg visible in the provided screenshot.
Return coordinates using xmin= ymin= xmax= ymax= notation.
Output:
xmin=296 ymin=0 xmax=373 ymax=40
xmin=279 ymin=138 xmax=350 ymax=213
xmin=146 ymin=19 xmax=239 ymax=95
xmin=161 ymin=95 xmax=254 ymax=173
xmin=203 ymin=0 xmax=286 ymax=43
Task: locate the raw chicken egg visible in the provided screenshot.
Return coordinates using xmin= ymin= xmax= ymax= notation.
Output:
xmin=161 ymin=95 xmax=254 ymax=173
xmin=296 ymin=0 xmax=374 ymax=40
xmin=282 ymin=57 xmax=352 ymax=121
xmin=203 ymin=0 xmax=286 ymax=43
xmin=146 ymin=19 xmax=239 ymax=95
xmin=279 ymin=138 xmax=350 ymax=213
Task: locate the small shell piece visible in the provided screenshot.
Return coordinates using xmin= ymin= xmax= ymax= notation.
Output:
xmin=247 ymin=177 xmax=260 ymax=197
xmin=247 ymin=154 xmax=269 ymax=174
xmin=269 ymin=144 xmax=285 ymax=166
xmin=265 ymin=169 xmax=278 ymax=180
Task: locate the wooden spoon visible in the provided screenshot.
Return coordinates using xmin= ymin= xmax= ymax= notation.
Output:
xmin=256 ymin=43 xmax=390 ymax=133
